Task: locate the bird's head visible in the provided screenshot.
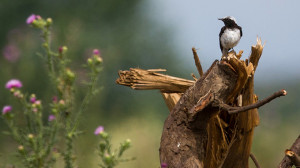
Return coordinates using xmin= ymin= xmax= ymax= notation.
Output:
xmin=218 ymin=16 xmax=237 ymax=27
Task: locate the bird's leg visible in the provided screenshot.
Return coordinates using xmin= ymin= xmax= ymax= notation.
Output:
xmin=222 ymin=49 xmax=228 ymax=58
xmin=229 ymin=48 xmax=237 ymax=55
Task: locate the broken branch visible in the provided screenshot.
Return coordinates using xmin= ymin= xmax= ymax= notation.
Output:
xmin=285 ymin=150 xmax=300 ymax=167
xmin=250 ymin=153 xmax=261 ymax=168
xmin=215 ymin=89 xmax=286 ymax=114
xmin=278 ymin=135 xmax=300 ymax=168
xmin=192 ymin=47 xmax=204 ymax=77
xmin=116 ymin=68 xmax=194 ymax=93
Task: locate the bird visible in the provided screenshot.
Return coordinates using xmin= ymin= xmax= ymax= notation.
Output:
xmin=218 ymin=16 xmax=242 ymax=57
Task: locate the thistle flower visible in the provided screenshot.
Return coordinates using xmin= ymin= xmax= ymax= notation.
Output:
xmin=30 ymin=97 xmax=36 ymax=103
xmin=26 ymin=14 xmax=41 ymax=24
xmin=30 ymin=94 xmax=36 ymax=103
xmin=5 ymin=79 xmax=22 ymax=89
xmin=94 ymin=126 xmax=104 ymax=135
xmin=161 ymin=163 xmax=168 ymax=168
xmin=48 ymin=115 xmax=56 ymax=121
xmin=3 ymin=44 xmax=20 ymax=62
xmin=2 ymin=105 xmax=12 ymax=115
xmin=52 ymin=96 xmax=58 ymax=103
xmin=93 ymin=49 xmax=100 ymax=55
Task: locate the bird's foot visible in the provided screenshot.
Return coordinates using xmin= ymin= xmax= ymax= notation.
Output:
xmin=228 ymin=49 xmax=236 ymax=55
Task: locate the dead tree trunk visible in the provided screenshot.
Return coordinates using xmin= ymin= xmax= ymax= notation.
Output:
xmin=116 ymin=38 xmax=286 ymax=167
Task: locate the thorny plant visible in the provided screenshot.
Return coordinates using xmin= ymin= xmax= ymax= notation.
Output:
xmin=1 ymin=14 xmax=133 ymax=168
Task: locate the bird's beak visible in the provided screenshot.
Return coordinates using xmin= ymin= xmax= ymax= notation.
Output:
xmin=218 ymin=18 xmax=223 ymax=21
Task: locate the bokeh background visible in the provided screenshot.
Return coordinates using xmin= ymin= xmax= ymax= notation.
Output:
xmin=0 ymin=0 xmax=299 ymax=167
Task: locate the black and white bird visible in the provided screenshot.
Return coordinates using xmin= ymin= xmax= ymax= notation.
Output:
xmin=218 ymin=16 xmax=242 ymax=57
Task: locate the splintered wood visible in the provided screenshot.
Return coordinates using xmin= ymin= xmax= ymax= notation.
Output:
xmin=116 ymin=68 xmax=194 ymax=93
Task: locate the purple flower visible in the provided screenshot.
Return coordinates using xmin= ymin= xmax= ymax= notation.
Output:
xmin=5 ymin=79 xmax=22 ymax=89
xmin=161 ymin=163 xmax=168 ymax=168
xmin=48 ymin=115 xmax=56 ymax=121
xmin=93 ymin=49 xmax=100 ymax=55
xmin=94 ymin=126 xmax=104 ymax=135
xmin=2 ymin=105 xmax=12 ymax=115
xmin=35 ymin=100 xmax=41 ymax=105
xmin=3 ymin=44 xmax=20 ymax=62
xmin=59 ymin=46 xmax=63 ymax=53
xmin=30 ymin=97 xmax=36 ymax=103
xmin=52 ymin=96 xmax=58 ymax=103
xmin=26 ymin=14 xmax=41 ymax=24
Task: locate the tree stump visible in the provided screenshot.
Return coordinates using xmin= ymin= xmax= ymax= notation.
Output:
xmin=116 ymin=38 xmax=287 ymax=168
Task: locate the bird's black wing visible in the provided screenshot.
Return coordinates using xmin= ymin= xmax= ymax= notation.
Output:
xmin=219 ymin=26 xmax=226 ymax=51
xmin=238 ymin=26 xmax=242 ymax=37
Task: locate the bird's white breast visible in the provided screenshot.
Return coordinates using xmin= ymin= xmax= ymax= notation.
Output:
xmin=220 ymin=28 xmax=241 ymax=49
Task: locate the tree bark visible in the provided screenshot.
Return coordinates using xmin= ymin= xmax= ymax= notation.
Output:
xmin=159 ymin=59 xmax=240 ymax=167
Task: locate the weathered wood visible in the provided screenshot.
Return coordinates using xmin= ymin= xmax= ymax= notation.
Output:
xmin=159 ymin=60 xmax=238 ymax=168
xmin=220 ymin=38 xmax=264 ymax=168
xmin=159 ymin=52 xmax=258 ymax=167
xmin=116 ymin=68 xmax=194 ymax=93
xmin=278 ymin=135 xmax=300 ymax=168
xmin=192 ymin=47 xmax=204 ymax=77
xmin=161 ymin=93 xmax=182 ymax=112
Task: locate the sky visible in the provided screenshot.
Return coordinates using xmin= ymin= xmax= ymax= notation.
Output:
xmin=143 ymin=0 xmax=300 ymax=83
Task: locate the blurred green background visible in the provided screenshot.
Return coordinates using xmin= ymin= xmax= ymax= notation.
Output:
xmin=0 ymin=0 xmax=299 ymax=168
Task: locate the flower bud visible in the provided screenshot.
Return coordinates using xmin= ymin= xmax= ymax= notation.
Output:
xmin=43 ymin=42 xmax=48 ymax=48
xmin=35 ymin=100 xmax=41 ymax=106
xmin=123 ymin=139 xmax=131 ymax=148
xmin=18 ymin=145 xmax=25 ymax=154
xmin=59 ymin=99 xmax=65 ymax=105
xmin=100 ymin=132 xmax=108 ymax=139
xmin=18 ymin=145 xmax=24 ymax=151
xmin=52 ymin=96 xmax=58 ymax=103
xmin=65 ymin=69 xmax=75 ymax=84
xmin=94 ymin=55 xmax=103 ymax=64
xmin=59 ymin=46 xmax=68 ymax=54
xmin=103 ymin=154 xmax=113 ymax=165
xmin=32 ymin=107 xmax=38 ymax=113
xmin=13 ymin=90 xmax=23 ymax=99
xmin=46 ymin=18 xmax=53 ymax=26
xmin=87 ymin=58 xmax=93 ymax=66
xmin=52 ymin=108 xmax=58 ymax=114
xmin=28 ymin=134 xmax=34 ymax=140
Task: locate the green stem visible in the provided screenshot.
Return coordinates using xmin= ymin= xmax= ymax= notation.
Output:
xmin=42 ymin=26 xmax=55 ymax=78
xmin=44 ymin=120 xmax=58 ymax=159
xmin=5 ymin=119 xmax=21 ymax=143
xmin=64 ymin=134 xmax=74 ymax=168
xmin=35 ymin=113 xmax=44 ymax=167
xmin=71 ymin=73 xmax=98 ymax=133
